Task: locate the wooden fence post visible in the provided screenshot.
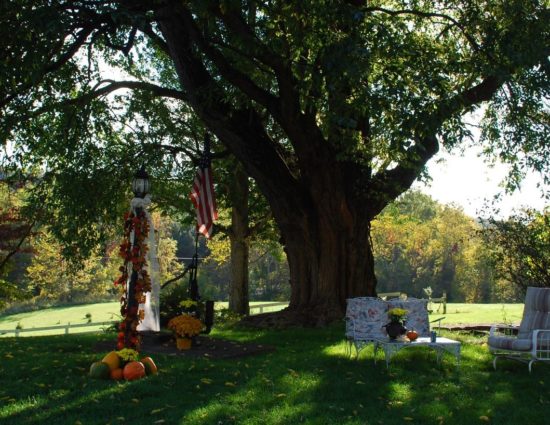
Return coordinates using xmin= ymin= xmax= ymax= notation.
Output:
xmin=442 ymin=292 xmax=447 ymax=314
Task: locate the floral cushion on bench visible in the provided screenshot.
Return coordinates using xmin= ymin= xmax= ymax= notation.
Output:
xmin=345 ymin=297 xmax=388 ymax=341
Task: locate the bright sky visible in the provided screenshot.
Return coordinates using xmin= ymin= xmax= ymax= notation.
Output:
xmin=414 ymin=147 xmax=548 ymax=219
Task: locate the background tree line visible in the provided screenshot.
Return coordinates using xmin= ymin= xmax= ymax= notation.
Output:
xmin=2 ymin=178 xmax=547 ymax=312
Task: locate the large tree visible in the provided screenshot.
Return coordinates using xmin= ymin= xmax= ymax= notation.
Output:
xmin=1 ymin=1 xmax=548 ymax=324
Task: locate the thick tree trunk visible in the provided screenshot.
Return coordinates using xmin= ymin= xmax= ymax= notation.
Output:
xmin=249 ymin=192 xmax=377 ymax=327
xmin=228 ymin=162 xmax=250 ymax=316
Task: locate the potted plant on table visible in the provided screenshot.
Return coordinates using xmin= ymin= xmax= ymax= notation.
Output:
xmin=167 ymin=314 xmax=204 ymax=350
xmin=384 ymin=308 xmax=408 ymax=340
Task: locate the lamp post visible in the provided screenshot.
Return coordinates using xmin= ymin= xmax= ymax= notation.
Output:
xmin=124 ymin=166 xmax=150 ymax=347
xmin=132 ymin=165 xmax=150 ymax=199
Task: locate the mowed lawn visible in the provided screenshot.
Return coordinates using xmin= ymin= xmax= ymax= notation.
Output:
xmin=430 ymin=303 xmax=524 ymax=326
xmin=1 ymin=324 xmax=549 ymax=425
xmin=0 ymin=302 xmax=289 ymax=337
xmin=0 ymin=302 xmax=524 ymax=337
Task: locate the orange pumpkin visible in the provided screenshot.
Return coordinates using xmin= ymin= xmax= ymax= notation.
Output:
xmin=406 ymin=330 xmax=419 ymax=341
xmin=110 ymin=368 xmax=124 ymax=380
xmin=141 ymin=357 xmax=158 ymax=375
xmin=123 ymin=361 xmax=146 ymax=381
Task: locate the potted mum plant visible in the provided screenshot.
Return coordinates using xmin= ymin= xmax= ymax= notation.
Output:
xmin=384 ymin=308 xmax=408 ymax=340
xmin=167 ymin=314 xmax=204 ymax=350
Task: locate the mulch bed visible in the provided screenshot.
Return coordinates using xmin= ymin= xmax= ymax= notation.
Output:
xmin=94 ymin=331 xmax=276 ymax=360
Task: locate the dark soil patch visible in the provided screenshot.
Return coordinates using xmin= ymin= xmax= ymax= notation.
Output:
xmin=94 ymin=331 xmax=276 ymax=359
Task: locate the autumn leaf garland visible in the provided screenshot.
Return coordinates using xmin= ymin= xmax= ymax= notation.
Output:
xmin=114 ymin=209 xmax=151 ymax=351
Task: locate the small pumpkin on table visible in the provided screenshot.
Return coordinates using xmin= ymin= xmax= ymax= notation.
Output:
xmin=406 ymin=329 xmax=419 ymax=341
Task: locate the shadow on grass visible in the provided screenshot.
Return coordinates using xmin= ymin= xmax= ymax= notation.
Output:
xmin=1 ymin=326 xmax=549 ymax=425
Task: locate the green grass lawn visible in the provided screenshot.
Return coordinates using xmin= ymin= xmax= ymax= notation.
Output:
xmin=0 ymin=302 xmax=289 ymax=337
xmin=0 ymin=324 xmax=549 ymax=425
xmin=430 ymin=303 xmax=524 ymax=326
xmin=1 ymin=302 xmax=524 ymax=337
xmin=0 ymin=302 xmax=122 ymax=336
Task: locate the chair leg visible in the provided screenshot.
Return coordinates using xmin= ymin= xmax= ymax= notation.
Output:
xmin=493 ymin=356 xmax=498 ymax=370
xmin=528 ymin=359 xmax=535 ymax=373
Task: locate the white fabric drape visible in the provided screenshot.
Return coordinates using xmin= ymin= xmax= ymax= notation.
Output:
xmin=132 ymin=195 xmax=161 ymax=332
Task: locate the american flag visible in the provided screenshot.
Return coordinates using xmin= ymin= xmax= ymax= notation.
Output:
xmin=190 ymin=156 xmax=218 ymax=239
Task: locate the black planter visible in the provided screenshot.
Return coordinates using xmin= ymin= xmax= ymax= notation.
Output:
xmin=384 ymin=321 xmax=407 ymax=340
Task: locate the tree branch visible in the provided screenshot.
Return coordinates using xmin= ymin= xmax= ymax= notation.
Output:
xmin=179 ymin=7 xmax=281 ymax=119
xmin=140 ymin=21 xmax=171 ymax=56
xmin=368 ymin=134 xmax=439 ymax=217
xmin=360 ymin=6 xmax=481 ymax=51
xmin=0 ymin=25 xmax=95 ymax=109
xmin=0 ymin=219 xmax=36 ymax=274
xmin=31 ymin=80 xmax=187 ymax=115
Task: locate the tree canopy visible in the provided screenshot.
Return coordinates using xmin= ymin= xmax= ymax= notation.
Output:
xmin=481 ymin=209 xmax=550 ymax=291
xmin=1 ymin=0 xmax=548 ymax=324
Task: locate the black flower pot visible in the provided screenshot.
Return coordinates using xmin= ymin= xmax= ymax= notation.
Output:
xmin=384 ymin=321 xmax=407 ymax=340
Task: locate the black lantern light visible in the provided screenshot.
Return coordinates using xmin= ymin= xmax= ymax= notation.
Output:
xmin=132 ymin=165 xmax=150 ymax=198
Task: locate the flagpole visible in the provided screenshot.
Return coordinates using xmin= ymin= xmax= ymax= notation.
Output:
xmin=189 ymin=229 xmax=199 ymax=302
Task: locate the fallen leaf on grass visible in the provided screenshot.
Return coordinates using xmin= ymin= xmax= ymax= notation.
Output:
xmin=151 ymin=408 xmax=165 ymax=415
xmin=479 ymin=416 xmax=490 ymax=422
xmin=275 ymin=393 xmax=286 ymax=398
xmin=200 ymin=378 xmax=213 ymax=385
xmin=403 ymin=417 xmax=414 ymax=421
xmin=153 ymin=420 xmax=165 ymax=424
xmin=225 ymin=382 xmax=236 ymax=387
xmin=287 ymin=368 xmax=299 ymax=377
xmin=355 ymin=381 xmax=365 ymax=385
xmin=131 ymin=398 xmax=139 ymax=403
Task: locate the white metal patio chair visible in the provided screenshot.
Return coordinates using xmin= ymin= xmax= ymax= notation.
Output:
xmin=488 ymin=286 xmax=550 ymax=372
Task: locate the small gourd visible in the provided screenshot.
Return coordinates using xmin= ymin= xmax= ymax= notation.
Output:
xmin=141 ymin=357 xmax=158 ymax=375
xmin=89 ymin=361 xmax=110 ymax=379
xmin=110 ymin=368 xmax=124 ymax=380
xmin=101 ymin=351 xmax=121 ymax=371
xmin=123 ymin=361 xmax=146 ymax=381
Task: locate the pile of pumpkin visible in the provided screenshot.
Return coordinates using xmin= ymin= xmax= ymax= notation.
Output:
xmin=89 ymin=351 xmax=157 ymax=381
